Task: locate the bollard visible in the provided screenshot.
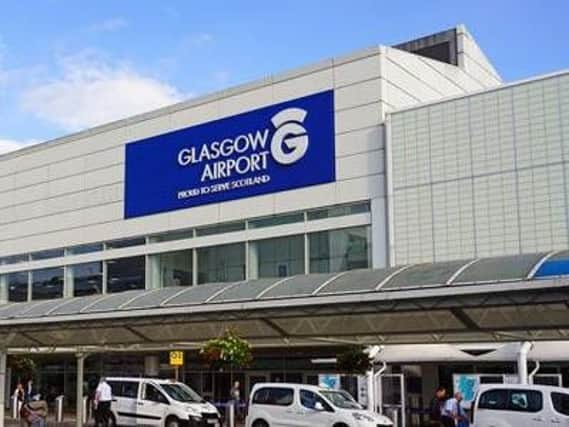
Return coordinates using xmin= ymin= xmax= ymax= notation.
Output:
xmin=82 ymin=396 xmax=90 ymax=424
xmin=55 ymin=395 xmax=65 ymax=422
xmin=227 ymin=401 xmax=235 ymax=427
xmin=11 ymin=395 xmax=21 ymax=419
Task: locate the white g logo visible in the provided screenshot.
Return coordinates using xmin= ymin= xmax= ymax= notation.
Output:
xmin=270 ymin=108 xmax=309 ymax=165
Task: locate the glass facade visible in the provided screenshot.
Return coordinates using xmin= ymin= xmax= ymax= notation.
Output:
xmin=309 ymin=226 xmax=372 ymax=273
xmin=72 ymin=262 xmax=103 ymax=297
xmin=0 ymin=202 xmax=371 ymax=301
xmin=31 ymin=249 xmax=65 ymax=261
xmin=69 ymin=243 xmax=104 ymax=255
xmin=107 ymin=257 xmax=145 ymax=293
xmin=249 ymin=213 xmax=304 ymax=229
xmin=196 ymin=222 xmax=245 ymax=237
xmin=250 ymin=235 xmax=305 ymax=279
xmin=197 ymin=243 xmax=245 ymax=284
xmin=32 ymin=268 xmax=64 ymax=300
xmin=106 ymin=238 xmax=146 ymax=250
xmin=8 ymin=271 xmax=29 ymax=302
xmin=155 ymin=250 xmax=193 ymax=287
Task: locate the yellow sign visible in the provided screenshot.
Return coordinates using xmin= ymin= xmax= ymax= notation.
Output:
xmin=169 ymin=351 xmax=184 ymax=366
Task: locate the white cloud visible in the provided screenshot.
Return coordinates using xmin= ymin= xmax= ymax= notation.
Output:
xmin=21 ymin=54 xmax=186 ymax=132
xmin=88 ymin=18 xmax=128 ymax=33
xmin=0 ymin=139 xmax=39 ymax=155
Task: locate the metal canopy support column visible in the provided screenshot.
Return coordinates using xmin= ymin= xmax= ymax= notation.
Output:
xmin=0 ymin=350 xmax=6 ymax=427
xmin=76 ymin=353 xmax=86 ymax=427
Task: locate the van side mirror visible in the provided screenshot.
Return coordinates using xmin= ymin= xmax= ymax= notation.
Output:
xmin=314 ymin=402 xmax=325 ymax=411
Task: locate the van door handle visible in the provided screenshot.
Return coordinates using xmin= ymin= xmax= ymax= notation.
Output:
xmin=551 ymin=419 xmax=561 ymax=424
xmin=532 ymin=416 xmax=544 ymax=422
xmin=137 ymin=402 xmax=144 ymax=406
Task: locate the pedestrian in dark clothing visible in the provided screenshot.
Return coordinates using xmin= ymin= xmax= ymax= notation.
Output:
xmin=428 ymin=386 xmax=447 ymax=426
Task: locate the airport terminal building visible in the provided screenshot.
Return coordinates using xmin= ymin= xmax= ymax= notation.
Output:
xmin=1 ymin=25 xmax=569 ymax=423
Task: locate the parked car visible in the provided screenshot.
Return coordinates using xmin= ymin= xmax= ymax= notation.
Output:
xmin=246 ymin=382 xmax=393 ymax=427
xmin=106 ymin=377 xmax=221 ymax=427
xmin=471 ymin=383 xmax=569 ymax=426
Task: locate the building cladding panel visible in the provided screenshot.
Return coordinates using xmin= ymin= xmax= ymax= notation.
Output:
xmin=390 ymin=71 xmax=569 ymax=265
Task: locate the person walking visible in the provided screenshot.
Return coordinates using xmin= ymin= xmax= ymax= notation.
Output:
xmin=229 ymin=381 xmax=242 ymax=422
xmin=441 ymin=392 xmax=464 ymax=427
xmin=94 ymin=377 xmax=113 ymax=427
xmin=427 ymin=386 xmax=447 ymax=426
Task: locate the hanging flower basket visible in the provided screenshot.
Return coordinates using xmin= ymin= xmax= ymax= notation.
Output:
xmin=200 ymin=328 xmax=253 ymax=370
xmin=9 ymin=355 xmax=37 ymax=381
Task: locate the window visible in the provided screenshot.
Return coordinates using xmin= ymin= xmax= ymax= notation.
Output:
xmin=151 ymin=229 xmax=193 ymax=243
xmin=108 ymin=381 xmax=139 ymax=399
xmin=107 ymin=256 xmax=145 ymax=293
xmin=144 ymin=384 xmax=168 ymax=404
xmin=478 ymin=389 xmax=508 ymax=410
xmin=300 ymin=390 xmax=332 ymax=411
xmin=72 ymin=262 xmax=103 ymax=297
xmin=106 ymin=238 xmax=146 ymax=250
xmin=2 ymin=254 xmax=29 ymax=265
xmin=249 ymin=213 xmax=304 ymax=229
xmin=478 ymin=389 xmax=543 ymax=413
xmin=31 ymin=268 xmax=64 ymax=300
xmin=153 ymin=250 xmax=192 ymax=287
xmin=31 ymin=249 xmax=64 ymax=261
xmin=252 ymin=387 xmax=294 ymax=406
xmin=307 ymin=202 xmax=370 ymax=221
xmin=7 ymin=272 xmax=28 ymax=302
xmin=552 ymin=392 xmax=569 ymax=416
xmin=250 ymin=235 xmax=305 ymax=279
xmin=197 ymin=243 xmax=245 ymax=284
xmin=196 ymin=222 xmax=245 ymax=237
xmin=68 ymin=243 xmax=103 ymax=255
xmin=309 ymin=226 xmax=371 ymax=273
xmin=507 ymin=390 xmax=542 ymax=412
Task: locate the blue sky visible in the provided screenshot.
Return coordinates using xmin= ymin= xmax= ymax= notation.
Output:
xmin=1 ymin=0 xmax=568 ymax=153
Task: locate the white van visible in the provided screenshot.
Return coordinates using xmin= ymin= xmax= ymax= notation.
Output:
xmin=471 ymin=384 xmax=569 ymax=426
xmin=105 ymin=377 xmax=221 ymax=427
xmin=246 ymin=383 xmax=393 ymax=427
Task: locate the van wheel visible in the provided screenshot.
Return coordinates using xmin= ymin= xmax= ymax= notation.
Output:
xmin=333 ymin=424 xmax=349 ymax=427
xmin=165 ymin=416 xmax=180 ymax=427
xmin=253 ymin=420 xmax=269 ymax=427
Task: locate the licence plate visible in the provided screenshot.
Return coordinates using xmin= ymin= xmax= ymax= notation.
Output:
xmin=206 ymin=420 xmax=219 ymax=426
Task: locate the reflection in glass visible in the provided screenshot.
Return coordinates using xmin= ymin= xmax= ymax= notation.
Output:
xmin=155 ymin=250 xmax=192 ymax=287
xmin=72 ymin=262 xmax=103 ymax=297
xmin=106 ymin=238 xmax=146 ymax=250
xmin=32 ymin=268 xmax=64 ymax=300
xmin=309 ymin=226 xmax=371 ymax=273
xmin=69 ymin=243 xmax=103 ymax=255
xmin=7 ymin=272 xmax=29 ymax=302
xmin=197 ymin=243 xmax=245 ymax=284
xmin=31 ymin=249 xmax=64 ymax=261
xmin=107 ymin=257 xmax=145 ymax=293
xmin=250 ymin=235 xmax=304 ymax=279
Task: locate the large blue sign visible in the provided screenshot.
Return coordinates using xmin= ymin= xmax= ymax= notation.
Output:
xmin=125 ymin=90 xmax=335 ymax=218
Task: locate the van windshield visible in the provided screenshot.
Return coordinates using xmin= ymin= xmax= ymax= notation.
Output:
xmin=161 ymin=383 xmax=204 ymax=403
xmin=320 ymin=390 xmax=363 ymax=410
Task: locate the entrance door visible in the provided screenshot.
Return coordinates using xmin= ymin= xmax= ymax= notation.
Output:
xmin=378 ymin=374 xmax=406 ymax=427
